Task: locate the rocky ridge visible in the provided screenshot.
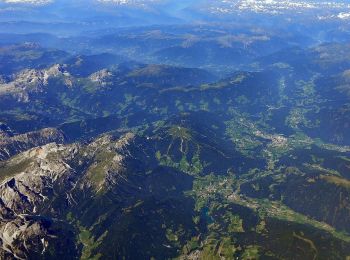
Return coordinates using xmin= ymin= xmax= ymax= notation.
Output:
xmin=0 ymin=64 xmax=72 ymax=102
xmin=0 ymin=133 xmax=135 ymax=259
xmin=0 ymin=127 xmax=66 ymax=161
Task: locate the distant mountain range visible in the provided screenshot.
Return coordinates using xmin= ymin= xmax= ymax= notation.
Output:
xmin=2 ymin=0 xmax=350 ymax=18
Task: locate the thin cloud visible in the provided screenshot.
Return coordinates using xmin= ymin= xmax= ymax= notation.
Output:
xmin=1 ymin=0 xmax=53 ymax=4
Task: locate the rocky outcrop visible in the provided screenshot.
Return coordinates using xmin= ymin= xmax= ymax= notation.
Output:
xmin=0 ymin=142 xmax=80 ymax=259
xmin=0 ymin=128 xmax=66 ymax=161
xmin=0 ymin=64 xmax=72 ymax=102
xmin=89 ymin=69 xmax=113 ymax=86
xmin=0 ymin=133 xmax=134 ymax=258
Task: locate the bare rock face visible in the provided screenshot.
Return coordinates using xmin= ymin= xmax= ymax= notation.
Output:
xmin=0 ymin=128 xmax=66 ymax=161
xmin=89 ymin=69 xmax=114 ymax=86
xmin=0 ymin=64 xmax=72 ymax=102
xmin=0 ymin=142 xmax=81 ymax=259
xmin=0 ymin=143 xmax=80 ymax=213
xmin=0 ymin=214 xmax=77 ymax=260
xmin=0 ymin=133 xmax=134 ymax=258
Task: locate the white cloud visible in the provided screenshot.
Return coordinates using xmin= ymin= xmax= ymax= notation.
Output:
xmin=338 ymin=12 xmax=350 ymax=19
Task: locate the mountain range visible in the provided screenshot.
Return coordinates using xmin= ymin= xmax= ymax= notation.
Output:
xmin=0 ymin=1 xmax=350 ymax=259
